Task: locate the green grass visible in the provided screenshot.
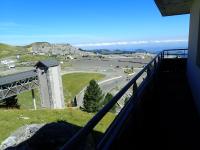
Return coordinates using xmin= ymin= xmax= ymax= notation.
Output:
xmin=0 ymin=109 xmax=115 ymax=143
xmin=62 ymin=73 xmax=105 ymax=103
xmin=17 ymin=89 xmax=41 ymax=109
xmin=18 ymin=54 xmax=52 ymax=63
xmin=0 ymin=43 xmax=55 ymax=63
xmin=17 ymin=73 xmax=105 ymax=109
xmin=1 ymin=73 xmax=110 ymax=143
xmin=0 ymin=43 xmax=25 ymax=59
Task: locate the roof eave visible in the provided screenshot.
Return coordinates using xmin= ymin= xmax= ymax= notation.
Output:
xmin=154 ymin=0 xmax=192 ymax=16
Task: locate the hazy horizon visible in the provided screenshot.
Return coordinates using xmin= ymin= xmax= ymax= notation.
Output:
xmin=1 ymin=39 xmax=188 ymax=52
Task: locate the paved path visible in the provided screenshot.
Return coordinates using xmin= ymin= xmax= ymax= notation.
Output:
xmin=98 ymin=76 xmax=122 ymax=85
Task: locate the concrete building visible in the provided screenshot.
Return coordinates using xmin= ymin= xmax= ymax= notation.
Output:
xmin=35 ymin=60 xmax=65 ymax=109
xmin=155 ymin=0 xmax=200 ymax=115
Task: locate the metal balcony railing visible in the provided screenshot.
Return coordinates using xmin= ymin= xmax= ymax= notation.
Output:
xmin=163 ymin=49 xmax=188 ymax=58
xmin=60 ymin=49 xmax=188 ymax=150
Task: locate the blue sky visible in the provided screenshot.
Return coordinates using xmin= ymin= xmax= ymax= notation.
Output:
xmin=0 ymin=0 xmax=189 ymax=49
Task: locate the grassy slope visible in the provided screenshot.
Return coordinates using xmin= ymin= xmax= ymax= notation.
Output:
xmin=62 ymin=73 xmax=105 ymax=102
xmin=1 ymin=72 xmax=110 ymax=144
xmin=17 ymin=73 xmax=105 ymax=109
xmin=0 ymin=43 xmax=54 ymax=62
xmin=17 ymin=89 xmax=41 ymax=109
xmin=18 ymin=54 xmax=51 ymax=63
xmin=0 ymin=109 xmax=115 ymax=143
xmin=0 ymin=43 xmax=24 ymax=59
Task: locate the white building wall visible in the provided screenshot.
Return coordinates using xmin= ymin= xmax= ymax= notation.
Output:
xmin=187 ymin=0 xmax=200 ymax=114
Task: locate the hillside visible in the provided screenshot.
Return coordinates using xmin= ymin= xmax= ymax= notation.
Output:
xmin=29 ymin=42 xmax=87 ymax=56
xmin=0 ymin=42 xmax=92 ymax=60
xmin=0 ymin=43 xmax=25 ymax=59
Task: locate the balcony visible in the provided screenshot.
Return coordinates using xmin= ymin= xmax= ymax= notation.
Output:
xmin=61 ymin=49 xmax=200 ymax=150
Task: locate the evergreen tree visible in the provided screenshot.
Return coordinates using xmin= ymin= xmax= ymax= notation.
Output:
xmin=71 ymin=96 xmax=77 ymax=107
xmin=102 ymin=93 xmax=113 ymax=106
xmin=74 ymin=96 xmax=77 ymax=106
xmin=83 ymin=80 xmax=103 ymax=112
xmin=101 ymin=93 xmax=116 ymax=113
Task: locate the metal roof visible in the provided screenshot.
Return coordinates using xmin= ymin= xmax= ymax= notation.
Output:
xmin=0 ymin=70 xmax=37 ymax=86
xmin=155 ymin=0 xmax=193 ymax=16
xmin=35 ymin=60 xmax=59 ymax=68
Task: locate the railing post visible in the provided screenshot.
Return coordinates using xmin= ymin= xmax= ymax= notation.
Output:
xmin=158 ymin=56 xmax=161 ymax=63
xmin=147 ymin=66 xmax=151 ymax=78
xmin=154 ymin=59 xmax=157 ymax=70
xmin=161 ymin=51 xmax=164 ymax=60
xmin=184 ymin=49 xmax=185 ymax=57
xmin=132 ymin=81 xmax=138 ymax=95
xmin=184 ymin=49 xmax=186 ymax=58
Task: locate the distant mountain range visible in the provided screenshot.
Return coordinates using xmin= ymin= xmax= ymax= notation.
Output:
xmin=81 ymin=48 xmax=157 ymax=55
xmin=78 ymin=41 xmax=188 ymax=53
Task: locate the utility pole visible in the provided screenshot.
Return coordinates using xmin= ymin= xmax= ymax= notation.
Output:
xmin=31 ymin=89 xmax=37 ymax=110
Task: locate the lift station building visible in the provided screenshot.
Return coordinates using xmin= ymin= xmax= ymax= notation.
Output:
xmin=35 ymin=60 xmax=65 ymax=109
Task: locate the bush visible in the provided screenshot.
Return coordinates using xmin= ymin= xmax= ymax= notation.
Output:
xmin=0 ymin=96 xmax=20 ymax=109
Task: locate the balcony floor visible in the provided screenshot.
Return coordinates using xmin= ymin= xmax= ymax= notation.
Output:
xmin=112 ymin=59 xmax=200 ymax=150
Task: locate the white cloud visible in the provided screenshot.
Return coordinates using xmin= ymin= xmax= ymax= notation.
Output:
xmin=151 ymin=39 xmax=187 ymax=43
xmin=74 ymin=39 xmax=188 ymax=47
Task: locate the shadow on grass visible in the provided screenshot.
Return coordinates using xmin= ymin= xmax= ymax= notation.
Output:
xmin=6 ymin=120 xmax=103 ymax=150
xmin=0 ymin=96 xmax=20 ymax=109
